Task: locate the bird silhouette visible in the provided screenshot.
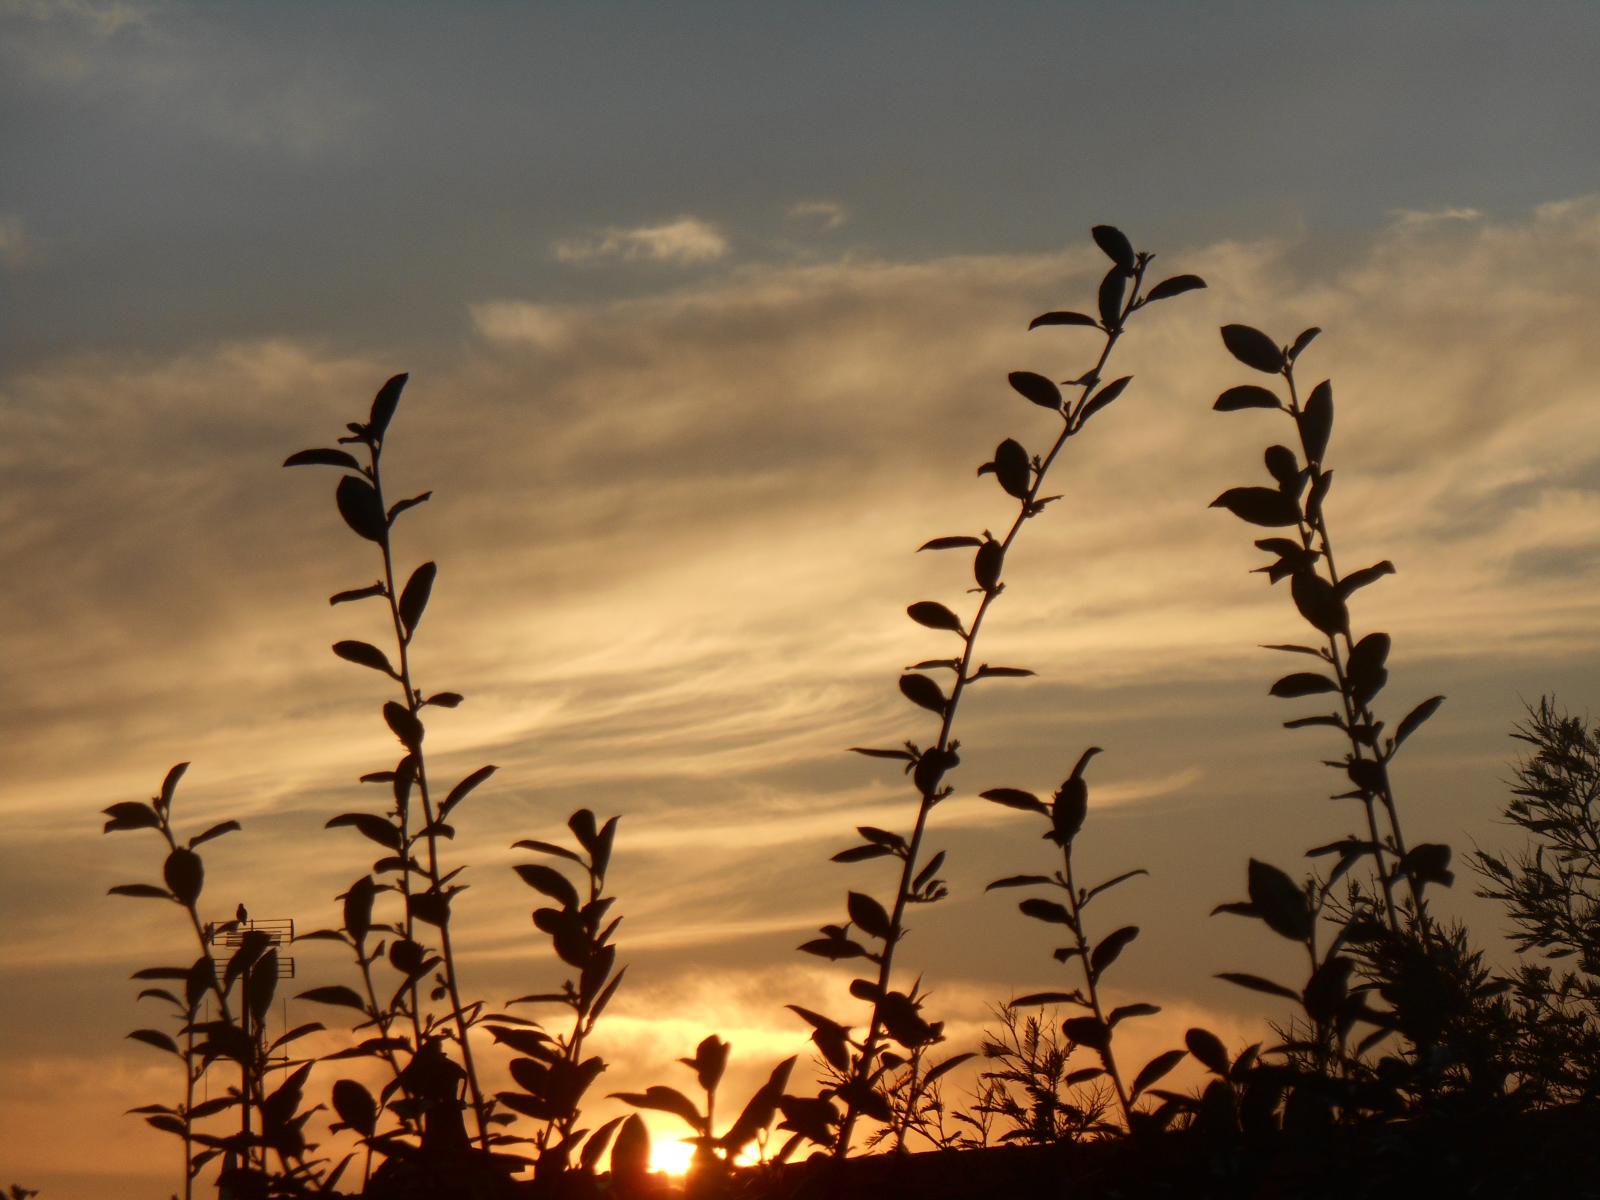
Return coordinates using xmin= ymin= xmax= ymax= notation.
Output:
xmin=236 ymin=902 xmax=249 ymax=925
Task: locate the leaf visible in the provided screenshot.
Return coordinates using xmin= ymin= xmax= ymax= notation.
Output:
xmin=326 ymin=812 xmax=402 ymax=851
xmin=1018 ymin=898 xmax=1072 ymax=925
xmin=1185 ymin=1027 xmax=1231 ymax=1074
xmin=832 ymin=844 xmax=893 ymax=863
xmin=986 ymin=874 xmax=1052 ymax=890
xmin=720 ymin=1056 xmax=796 ymax=1155
xmin=1211 ymin=486 xmax=1300 ymax=528
xmin=102 ymin=802 xmax=161 ymax=833
xmin=1246 ymin=859 xmax=1313 ymax=942
xmin=1028 ymin=310 xmax=1098 ymax=330
xmin=1394 ymin=695 xmax=1445 ymax=748
xmin=158 ymin=762 xmax=188 ymax=810
xmin=1079 ymin=375 xmax=1132 ymax=424
xmin=188 ymin=820 xmax=241 ymax=849
xmin=973 ymin=540 xmax=1005 ymax=591
xmin=992 ymin=438 xmax=1031 ymax=499
xmin=1091 ymin=225 xmax=1136 ymax=272
xmin=849 ymin=746 xmax=916 ymax=762
xmin=1143 ymin=274 xmax=1206 ymax=303
xmin=1083 ymin=868 xmax=1148 ymax=904
xmin=797 ymin=936 xmax=868 ymax=961
xmin=426 ymin=691 xmax=463 ymax=708
xmin=387 ymin=491 xmax=431 ymax=523
xmin=109 ymin=883 xmax=172 ymax=900
xmin=907 ymin=601 xmax=963 ymax=633
xmin=128 ymin=1029 xmax=179 ymax=1055
xmin=980 ymin=788 xmax=1047 ymax=815
xmin=514 ymin=864 xmax=579 ymax=910
xmin=1346 ymin=632 xmax=1391 ymax=707
xmin=919 ymin=535 xmax=982 ymax=551
xmin=1063 ymin=1015 xmax=1110 ymax=1051
xmin=1269 ymin=672 xmax=1340 ymax=698
xmin=1215 ymin=972 xmax=1300 ymax=1001
xmin=1109 ymin=1003 xmax=1160 ymax=1026
xmin=1220 ymin=324 xmax=1285 ymax=373
xmin=1097 ymin=267 xmax=1129 ymax=330
xmin=368 ymin=373 xmax=407 ymax=441
xmin=383 ymin=701 xmax=423 ymax=749
xmin=1132 ymin=1049 xmax=1187 ymax=1097
xmin=1008 ymin=371 xmax=1062 ymax=410
xmin=898 ymin=673 xmax=947 ymax=715
xmin=969 ymin=665 xmax=1035 ymax=680
xmin=1300 ymin=380 xmax=1333 ymax=463
xmin=1052 ymin=777 xmax=1087 ymax=845
xmin=342 ymin=876 xmax=376 ymax=942
xmin=1289 ymin=327 xmax=1322 ymax=361
xmin=610 ymin=1086 xmax=703 ymax=1134
xmin=331 ymin=1079 xmax=378 ymax=1138
xmin=1010 ymin=991 xmax=1082 ymax=1007
xmin=1336 ymin=560 xmax=1395 ymax=600
xmin=441 ymin=764 xmax=495 ymax=819
xmin=1089 ymin=926 xmax=1139 ymax=977
xmin=1396 ymin=842 xmax=1454 ymax=888
xmin=511 ymin=838 xmax=583 ymax=864
xmin=335 ymin=475 xmax=386 ymax=543
xmin=398 ymin=561 xmax=437 ymax=637
xmin=1214 ymin=384 xmax=1281 ymax=412
xmin=163 ymin=848 xmax=203 ymax=907
xmin=329 ymin=583 xmax=387 ymax=606
xmin=284 ymin=447 xmax=363 ymax=471
xmin=297 ymin=985 xmax=367 ymax=1012
xmin=1291 ymin=569 xmax=1348 ymax=637
xmin=332 ymin=640 xmax=397 ymax=677
xmin=847 ymin=892 xmax=892 ymax=941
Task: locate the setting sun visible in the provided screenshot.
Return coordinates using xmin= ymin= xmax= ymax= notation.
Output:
xmin=648 ymin=1136 xmax=695 ymax=1178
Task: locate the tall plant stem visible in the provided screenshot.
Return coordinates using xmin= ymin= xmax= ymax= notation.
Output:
xmin=1058 ymin=841 xmax=1134 ymax=1127
xmin=835 ymin=284 xmax=1141 ymax=1154
xmin=367 ymin=445 xmax=491 ymax=1153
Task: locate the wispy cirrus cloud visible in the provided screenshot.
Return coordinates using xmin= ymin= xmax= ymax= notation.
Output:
xmin=786 ymin=199 xmax=848 ymax=232
xmin=552 ymin=216 xmax=729 ymax=266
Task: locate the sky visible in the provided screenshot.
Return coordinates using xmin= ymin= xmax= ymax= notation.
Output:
xmin=3 ymin=1 xmax=1599 ymax=1194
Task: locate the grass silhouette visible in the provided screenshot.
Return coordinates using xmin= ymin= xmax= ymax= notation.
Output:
xmin=95 ymin=226 xmax=1597 ymax=1200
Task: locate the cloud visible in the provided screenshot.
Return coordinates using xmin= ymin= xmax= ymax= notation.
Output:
xmin=0 ymin=213 xmax=33 ymax=267
xmin=552 ymin=216 xmax=730 ymax=265
xmin=786 ymin=199 xmax=848 ymax=232
xmin=1387 ymin=205 xmax=1484 ymax=227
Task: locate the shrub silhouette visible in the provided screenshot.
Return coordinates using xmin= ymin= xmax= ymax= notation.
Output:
xmin=98 ymin=228 xmax=1598 ymax=1200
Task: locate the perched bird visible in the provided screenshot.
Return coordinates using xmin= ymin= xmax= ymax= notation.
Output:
xmin=236 ymin=902 xmax=249 ymax=925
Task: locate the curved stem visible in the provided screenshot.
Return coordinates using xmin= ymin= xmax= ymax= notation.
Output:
xmin=1060 ymin=845 xmax=1133 ymax=1126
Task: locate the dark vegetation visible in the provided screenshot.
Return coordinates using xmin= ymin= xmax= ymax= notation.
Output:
xmin=82 ymin=226 xmax=1599 ymax=1199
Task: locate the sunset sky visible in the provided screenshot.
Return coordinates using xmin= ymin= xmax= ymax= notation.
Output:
xmin=4 ymin=2 xmax=1600 ymax=1195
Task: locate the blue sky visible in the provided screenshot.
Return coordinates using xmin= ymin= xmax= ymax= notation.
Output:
xmin=2 ymin=2 xmax=1599 ymax=1195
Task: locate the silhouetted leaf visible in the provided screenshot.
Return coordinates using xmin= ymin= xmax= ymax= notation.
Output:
xmin=899 ymin=673 xmax=947 ymax=715
xmin=611 ymin=1086 xmax=703 ymax=1133
xmin=332 ymin=1079 xmax=378 ymax=1138
xmin=1270 ymin=672 xmax=1340 ymax=698
xmin=1098 ymin=267 xmax=1129 ymax=330
xmin=1091 ymin=225 xmax=1136 ymax=272
xmin=109 ymin=883 xmax=173 ymax=900
xmin=981 ymin=787 xmax=1047 ymax=814
xmin=341 ymin=876 xmax=375 ymax=942
xmin=1008 ymin=371 xmax=1062 ymax=410
xmin=1211 ymin=486 xmax=1300 ymax=527
xmin=387 ymin=491 xmax=430 ymax=524
xmin=1300 ymin=380 xmax=1333 ymax=462
xmin=164 ymin=848 xmax=203 ymax=907
xmin=369 ymin=373 xmax=407 ymax=441
xmin=398 ymin=561 xmax=436 ymax=638
xmin=721 ymin=1056 xmax=796 ymax=1154
xmin=1064 ymin=1067 xmax=1104 ymax=1086
xmin=1289 ymin=327 xmax=1321 ymax=361
xmin=1215 ymin=384 xmax=1281 ymax=412
xmin=1109 ymin=1003 xmax=1160 ymax=1026
xmin=1347 ymin=632 xmax=1391 ymax=707
xmin=326 ymin=813 xmax=401 ymax=851
xmin=1347 ymin=757 xmax=1386 ymax=795
xmin=1132 ymin=1049 xmax=1187 ymax=1097
xmin=1396 ymin=842 xmax=1454 ymax=888
xmin=1221 ymin=324 xmax=1284 ymax=373
xmin=512 ymin=837 xmax=583 ymax=864
xmin=986 ymin=873 xmax=1052 ymax=890
xmin=103 ymin=802 xmax=161 ymax=833
xmin=832 ymin=844 xmax=893 ymax=863
xmin=383 ymin=701 xmax=423 ymax=749
xmin=440 ymin=764 xmax=495 ymax=819
xmin=1052 ymin=777 xmax=1087 ymax=845
xmin=1246 ymin=859 xmax=1313 ymax=942
xmin=1028 ymin=310 xmax=1098 ymax=330
xmin=1394 ymin=695 xmax=1445 ymax=748
xmin=1080 ymin=375 xmax=1132 ymax=423
xmin=991 ymin=438 xmax=1031 ymax=499
xmin=1144 ymin=274 xmax=1206 ymax=303
xmin=907 ymin=601 xmax=964 ymax=633
xmin=1010 ymin=991 xmax=1081 ymax=1007
xmin=1291 ymin=569 xmax=1348 ymax=636
xmin=515 ymin=864 xmax=579 ymax=910
xmin=188 ymin=820 xmax=241 ymax=849
xmin=298 ymin=985 xmax=366 ymax=1011
xmin=1063 ymin=1015 xmax=1110 ymax=1051
xmin=285 ymin=447 xmax=363 ymax=471
xmin=335 ymin=475 xmax=386 ymax=542
xmin=969 ymin=665 xmax=1035 ymax=680
xmin=1090 ymin=926 xmax=1139 ymax=977
xmin=1084 ymin=868 xmax=1149 ymax=903
xmin=329 ymin=583 xmax=386 ymax=606
xmin=974 ymin=539 xmax=1005 ymax=591
xmin=847 ymin=891 xmax=892 ymax=941
xmin=1264 ymin=445 xmax=1302 ymax=494
xmin=797 ymin=936 xmax=868 ymax=961
xmin=919 ymin=535 xmax=982 ymax=551
xmin=1216 ymin=972 xmax=1300 ymax=1001
xmin=1185 ymin=1027 xmax=1231 ymax=1074
xmin=1019 ymin=898 xmax=1072 ymax=925
xmin=128 ymin=1029 xmax=179 ymax=1055
xmin=333 ymin=640 xmax=397 ymax=677
xmin=1336 ymin=560 xmax=1395 ymax=599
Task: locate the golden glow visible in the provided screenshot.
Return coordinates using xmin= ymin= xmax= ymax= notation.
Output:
xmin=649 ymin=1136 xmax=694 ymax=1177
